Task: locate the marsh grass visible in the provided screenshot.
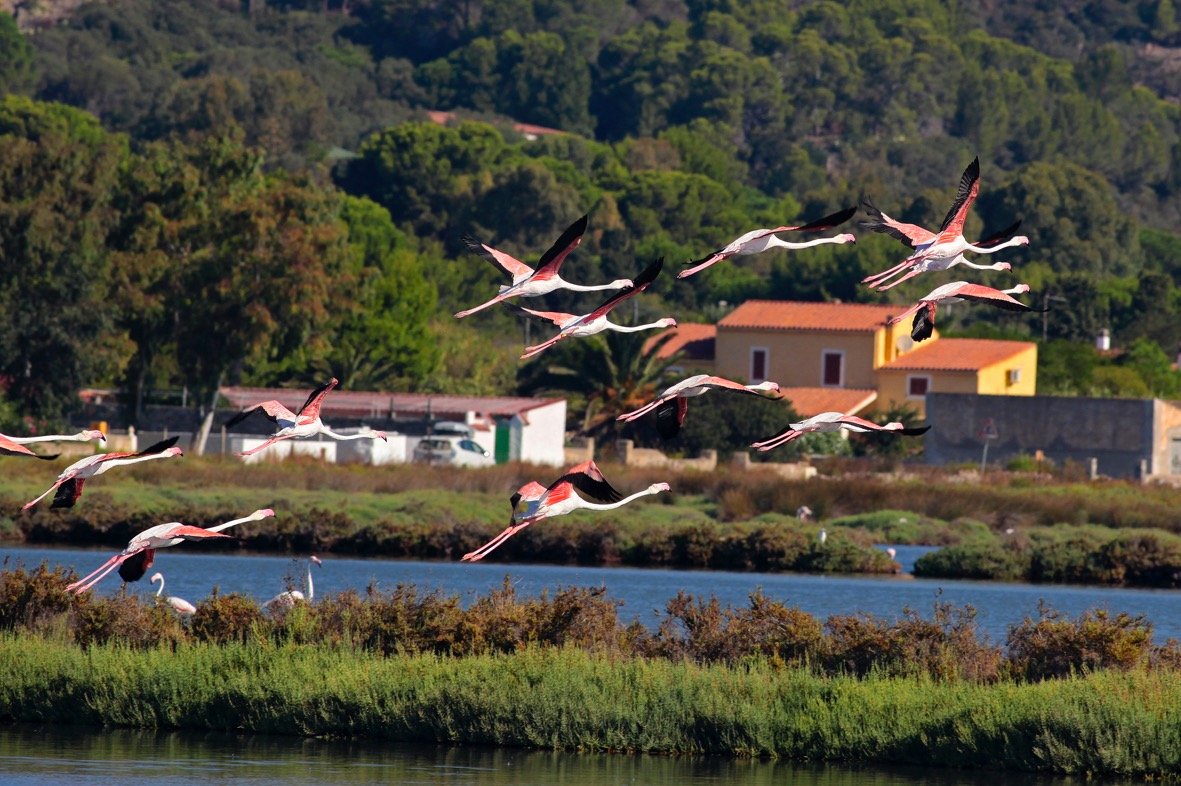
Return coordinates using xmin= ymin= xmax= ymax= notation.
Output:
xmin=2 ymin=635 xmax=1181 ymax=776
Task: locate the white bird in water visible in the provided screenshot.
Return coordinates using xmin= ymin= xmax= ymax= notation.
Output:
xmin=506 ymin=258 xmax=675 ymax=360
xmin=150 ymin=572 xmax=197 ymax=616
xmin=264 ymin=556 xmax=322 ymax=609
xmin=225 ymin=378 xmax=388 ymax=458
xmin=462 ymin=461 xmax=670 ymax=563
xmin=455 ymin=214 xmax=632 ymax=318
xmin=678 ymin=206 xmax=857 ymax=279
xmin=818 ymin=528 xmax=827 ymax=545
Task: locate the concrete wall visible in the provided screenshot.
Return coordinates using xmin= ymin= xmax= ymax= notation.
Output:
xmin=516 ymin=400 xmax=567 ymax=466
xmin=615 ymin=440 xmax=717 ymax=471
xmin=924 ymin=392 xmax=1155 ymax=478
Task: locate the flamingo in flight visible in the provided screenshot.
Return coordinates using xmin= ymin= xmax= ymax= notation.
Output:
xmin=506 ymin=258 xmax=675 ymax=360
xmin=617 ymin=374 xmax=783 ymax=440
xmin=455 ymin=214 xmax=632 ymax=318
xmin=22 ymin=437 xmax=184 ymax=510
xmin=678 ymin=206 xmax=857 ymax=279
xmin=889 ymin=281 xmax=1040 ymax=342
xmin=462 ymin=460 xmax=670 ymax=563
xmin=66 ymin=508 xmax=275 ymax=594
xmin=859 ymin=200 xmax=1027 ymax=290
xmin=752 ymin=412 xmax=931 ymax=452
xmin=150 ymin=572 xmax=197 ymax=616
xmin=225 ymin=378 xmax=388 ymax=458
xmin=264 ymin=555 xmax=322 ymax=609
xmin=0 ymin=429 xmax=106 ymax=461
xmin=861 ymin=158 xmax=1029 ymax=290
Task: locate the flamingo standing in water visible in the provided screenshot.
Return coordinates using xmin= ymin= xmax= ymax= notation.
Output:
xmin=861 ymin=158 xmax=1028 ymax=289
xmin=752 ymin=412 xmax=931 ymax=452
xmin=150 ymin=572 xmax=197 ymax=616
xmin=65 ymin=508 xmax=275 ymax=593
xmin=455 ymin=214 xmax=632 ymax=318
xmin=678 ymin=206 xmax=857 ymax=279
xmin=506 ymin=258 xmax=675 ymax=360
xmin=264 ymin=555 xmax=322 ymax=609
xmin=22 ymin=437 xmax=184 ymax=510
xmin=462 ymin=460 xmax=670 ymax=562
xmin=889 ymin=281 xmax=1039 ymax=342
xmin=225 ymin=378 xmax=388 ymax=458
xmin=617 ymin=374 xmax=783 ymax=439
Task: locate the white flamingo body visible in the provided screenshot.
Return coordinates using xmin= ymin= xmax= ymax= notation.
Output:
xmin=889 ymin=282 xmax=1035 ymax=341
xmin=226 ymin=378 xmax=388 ymax=458
xmin=860 ymin=159 xmax=1028 ymax=290
xmin=264 ymin=556 xmax=322 ymax=609
xmin=65 ymin=509 xmax=275 ymax=594
xmin=22 ymin=438 xmax=184 ymax=510
xmin=617 ymin=374 xmax=782 ymax=439
xmin=455 ymin=215 xmax=632 ymax=318
xmin=462 ymin=461 xmax=670 ymax=562
xmin=678 ymin=207 xmax=857 ymax=279
xmin=508 ymin=258 xmax=675 ymax=360
xmin=150 ymin=572 xmax=197 ymax=616
xmin=752 ymin=411 xmax=930 ymax=452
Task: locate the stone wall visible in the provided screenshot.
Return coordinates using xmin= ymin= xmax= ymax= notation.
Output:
xmin=924 ymin=392 xmax=1156 ymax=479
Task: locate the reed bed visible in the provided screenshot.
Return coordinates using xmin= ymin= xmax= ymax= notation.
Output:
xmin=2 ymin=634 xmax=1180 ymax=776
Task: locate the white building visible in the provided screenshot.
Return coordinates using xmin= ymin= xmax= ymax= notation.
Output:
xmin=217 ymin=387 xmax=568 ymax=466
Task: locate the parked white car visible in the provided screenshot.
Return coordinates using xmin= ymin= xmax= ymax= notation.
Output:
xmin=412 ymin=437 xmax=495 ymax=467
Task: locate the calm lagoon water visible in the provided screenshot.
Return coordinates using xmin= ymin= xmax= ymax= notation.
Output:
xmin=3 ymin=542 xmax=1180 ymax=642
xmin=0 ymin=725 xmax=1132 ymax=786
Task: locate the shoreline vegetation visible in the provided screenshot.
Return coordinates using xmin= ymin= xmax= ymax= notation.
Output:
xmin=4 ymin=458 xmax=1181 ymax=587
xmin=2 ymin=564 xmax=1181 ymax=777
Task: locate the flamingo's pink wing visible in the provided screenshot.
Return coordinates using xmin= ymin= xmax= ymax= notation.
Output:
xmin=296 ymin=378 xmax=339 ymax=420
xmin=504 ymin=301 xmax=577 ymax=326
xmin=860 ymin=198 xmax=935 ymax=248
xmin=953 ymin=284 xmax=1033 ymax=311
xmin=462 ymin=236 xmax=534 ymax=281
xmin=935 ymin=157 xmax=980 ymax=239
xmin=587 ymin=257 xmax=663 ymax=320
xmin=532 ymin=214 xmax=589 ymax=279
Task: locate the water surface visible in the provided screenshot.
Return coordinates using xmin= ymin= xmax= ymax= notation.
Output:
xmin=4 ymin=543 xmax=1178 ymax=642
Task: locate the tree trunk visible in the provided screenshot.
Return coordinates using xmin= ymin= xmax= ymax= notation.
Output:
xmin=192 ymin=373 xmax=224 ymax=456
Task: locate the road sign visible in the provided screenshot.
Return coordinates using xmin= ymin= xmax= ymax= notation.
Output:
xmin=978 ymin=418 xmax=999 ymax=441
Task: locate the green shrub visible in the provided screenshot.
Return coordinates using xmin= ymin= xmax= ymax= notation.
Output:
xmin=1007 ymin=607 xmax=1153 ymax=681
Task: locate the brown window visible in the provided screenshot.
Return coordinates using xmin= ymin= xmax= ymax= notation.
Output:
xmin=751 ymin=349 xmax=767 ymax=382
xmin=822 ymin=351 xmax=843 ymax=386
xmin=908 ymin=376 xmax=930 ymax=397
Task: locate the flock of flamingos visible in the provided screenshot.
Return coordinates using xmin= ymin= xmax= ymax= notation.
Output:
xmin=3 ymin=157 xmax=1031 ymax=612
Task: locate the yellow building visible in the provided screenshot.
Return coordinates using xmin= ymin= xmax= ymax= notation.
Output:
xmin=706 ymin=299 xmax=1037 ymax=418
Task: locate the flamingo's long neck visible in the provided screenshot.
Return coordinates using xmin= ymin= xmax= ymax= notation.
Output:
xmin=575 ymin=487 xmax=664 ymax=512
xmin=9 ymin=433 xmax=89 ymax=444
xmin=558 ymin=280 xmax=627 ymax=292
xmin=321 ymin=427 xmax=382 ymax=442
xmin=154 ymin=575 xmax=164 ymax=598
xmin=306 ymin=560 xmax=314 ymax=601
xmin=604 ymin=321 xmax=671 ymax=334
xmin=962 ymin=237 xmax=1026 ymax=255
xmin=774 ymin=235 xmax=851 ymax=250
xmin=97 ymin=452 xmax=174 ymax=474
xmin=1000 ymin=285 xmax=1029 ymax=296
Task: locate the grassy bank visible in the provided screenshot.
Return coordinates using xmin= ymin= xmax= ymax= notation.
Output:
xmin=6 ymin=456 xmax=1181 ymax=583
xmin=2 ymin=635 xmax=1180 ymax=777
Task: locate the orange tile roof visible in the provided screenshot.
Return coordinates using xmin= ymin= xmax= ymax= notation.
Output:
xmin=780 ymin=387 xmax=878 ymax=417
xmin=644 ymin=323 xmax=716 ymax=360
xmin=880 ymin=338 xmax=1035 ymax=371
xmin=719 ymin=300 xmax=898 ymax=332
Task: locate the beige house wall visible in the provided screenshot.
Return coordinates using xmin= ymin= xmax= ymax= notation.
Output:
xmin=1152 ymin=400 xmax=1181 ymax=475
xmin=715 ymin=329 xmax=882 ymax=389
xmin=876 ymin=370 xmax=979 ymax=417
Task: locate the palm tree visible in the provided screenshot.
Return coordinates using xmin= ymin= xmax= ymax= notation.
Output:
xmin=517 ymin=328 xmax=681 ymax=439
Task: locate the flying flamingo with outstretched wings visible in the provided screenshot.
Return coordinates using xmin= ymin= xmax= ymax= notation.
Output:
xmin=861 ymin=158 xmax=1028 ymax=290
xmin=66 ymin=508 xmax=276 ymax=594
xmin=224 ymin=377 xmax=388 ymax=457
xmin=506 ymin=258 xmax=675 ymax=360
xmin=22 ymin=437 xmax=184 ymax=510
xmin=617 ymin=374 xmax=783 ymax=440
xmin=678 ymin=206 xmax=857 ymax=279
xmin=752 ymin=412 xmax=931 ymax=452
xmin=455 ymin=214 xmax=632 ymax=318
xmin=889 ymin=281 xmax=1041 ymax=342
xmin=461 ymin=460 xmax=670 ymax=563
